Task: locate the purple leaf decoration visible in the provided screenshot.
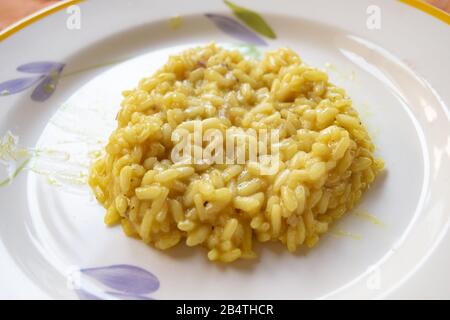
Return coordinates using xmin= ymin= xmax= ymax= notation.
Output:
xmin=31 ymin=75 xmax=57 ymax=102
xmin=0 ymin=61 xmax=65 ymax=101
xmin=80 ymin=264 xmax=160 ymax=295
xmin=30 ymin=64 xmax=65 ymax=102
xmin=75 ymin=289 xmax=102 ymax=300
xmin=17 ymin=62 xmax=65 ymax=74
xmin=106 ymin=291 xmax=154 ymax=300
xmin=205 ymin=14 xmax=266 ymax=46
xmin=0 ymin=76 xmax=44 ymax=95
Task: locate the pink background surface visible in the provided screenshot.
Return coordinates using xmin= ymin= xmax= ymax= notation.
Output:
xmin=0 ymin=0 xmax=59 ymax=30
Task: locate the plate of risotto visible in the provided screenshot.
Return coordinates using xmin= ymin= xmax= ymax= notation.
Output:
xmin=1 ymin=0 xmax=449 ymax=299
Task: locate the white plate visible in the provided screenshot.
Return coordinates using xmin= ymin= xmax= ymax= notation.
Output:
xmin=0 ymin=0 xmax=449 ymax=299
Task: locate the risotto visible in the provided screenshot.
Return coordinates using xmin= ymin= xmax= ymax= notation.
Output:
xmin=88 ymin=43 xmax=384 ymax=263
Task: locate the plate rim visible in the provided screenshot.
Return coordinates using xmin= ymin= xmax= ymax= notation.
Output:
xmin=1 ymin=0 xmax=450 ymax=300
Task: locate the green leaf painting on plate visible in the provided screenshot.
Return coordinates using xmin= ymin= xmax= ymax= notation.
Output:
xmin=0 ymin=158 xmax=30 ymax=187
xmin=224 ymin=0 xmax=277 ymax=39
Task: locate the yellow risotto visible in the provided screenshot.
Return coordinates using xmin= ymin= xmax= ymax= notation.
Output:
xmin=88 ymin=43 xmax=384 ymax=263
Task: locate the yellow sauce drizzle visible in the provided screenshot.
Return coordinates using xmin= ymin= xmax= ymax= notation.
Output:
xmin=169 ymin=15 xmax=183 ymax=30
xmin=325 ymin=62 xmax=358 ymax=82
xmin=353 ymin=210 xmax=385 ymax=227
xmin=332 ymin=229 xmax=362 ymax=240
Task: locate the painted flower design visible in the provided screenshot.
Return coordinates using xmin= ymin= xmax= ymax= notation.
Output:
xmin=205 ymin=0 xmax=277 ymax=46
xmin=205 ymin=14 xmax=267 ymax=46
xmin=0 ymin=61 xmax=65 ymax=102
xmin=75 ymin=264 xmax=160 ymax=300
